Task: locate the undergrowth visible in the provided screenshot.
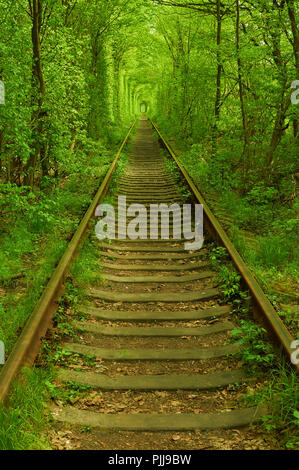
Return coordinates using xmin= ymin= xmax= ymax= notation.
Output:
xmin=0 ymin=146 xmax=113 ymax=357
xmin=243 ymin=363 xmax=299 ymax=449
xmin=174 ymin=137 xmax=298 ymax=340
xmin=210 ymin=244 xmax=298 ymax=449
xmin=0 ymin=131 xmax=133 ymax=451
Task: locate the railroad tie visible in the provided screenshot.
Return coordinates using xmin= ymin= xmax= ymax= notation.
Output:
xmin=53 ymin=118 xmax=265 ymax=435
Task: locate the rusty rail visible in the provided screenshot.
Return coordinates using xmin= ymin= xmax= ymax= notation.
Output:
xmin=151 ymin=120 xmax=298 ymax=373
xmin=0 ymin=120 xmax=136 ymax=402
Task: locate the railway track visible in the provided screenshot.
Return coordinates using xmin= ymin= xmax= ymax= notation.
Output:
xmin=0 ymin=117 xmax=297 ymax=449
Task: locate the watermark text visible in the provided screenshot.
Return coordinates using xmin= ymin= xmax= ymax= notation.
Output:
xmin=95 ymin=196 xmax=204 ymax=251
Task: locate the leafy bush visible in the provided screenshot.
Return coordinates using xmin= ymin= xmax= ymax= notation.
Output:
xmin=218 ymin=265 xmax=242 ymax=300
xmin=231 ymin=320 xmax=275 ymax=370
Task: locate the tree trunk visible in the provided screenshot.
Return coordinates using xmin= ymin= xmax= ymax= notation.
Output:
xmin=236 ymin=0 xmax=248 ymax=151
xmin=24 ymin=0 xmax=46 ymax=187
xmin=212 ymin=0 xmax=222 ymax=156
xmin=266 ymin=10 xmax=289 ymax=168
xmin=286 ymin=0 xmax=298 ymax=136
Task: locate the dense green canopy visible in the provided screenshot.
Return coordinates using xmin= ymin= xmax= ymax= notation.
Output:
xmin=0 ymin=0 xmax=297 ymax=189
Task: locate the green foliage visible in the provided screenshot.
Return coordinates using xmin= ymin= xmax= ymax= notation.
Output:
xmin=0 ymin=159 xmax=109 ymax=354
xmin=46 ymin=381 xmax=92 ymax=405
xmin=231 ymin=320 xmax=275 ymax=371
xmin=278 ymin=307 xmax=299 ymax=336
xmin=53 ymin=307 xmax=78 ymax=340
xmin=0 ymin=0 xmax=137 ymax=188
xmin=210 ymin=246 xmax=229 ymax=267
xmin=46 ymin=345 xmax=76 ymax=366
xmin=210 ymin=245 xmax=251 ymax=316
xmin=218 ymin=265 xmax=242 ymax=300
xmin=148 ymin=2 xmax=298 ymax=320
xmin=81 ymin=425 xmax=92 ymax=433
xmin=70 ymin=235 xmax=104 ymax=289
xmin=210 ymin=246 xmax=244 ymax=301
xmin=0 ymin=233 xmax=67 ymax=353
xmin=209 ymin=245 xmax=275 ymax=372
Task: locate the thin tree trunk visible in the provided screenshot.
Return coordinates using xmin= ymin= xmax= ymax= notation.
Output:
xmin=286 ymin=0 xmax=298 ymax=136
xmin=24 ymin=0 xmax=46 ymax=187
xmin=236 ymin=0 xmax=248 ymax=150
xmin=266 ymin=12 xmax=289 ymax=168
xmin=212 ymin=0 xmax=222 ymax=156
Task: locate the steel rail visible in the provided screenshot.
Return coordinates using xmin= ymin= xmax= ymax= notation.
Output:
xmin=151 ymin=120 xmax=298 ymax=372
xmin=0 ymin=121 xmax=136 ymax=402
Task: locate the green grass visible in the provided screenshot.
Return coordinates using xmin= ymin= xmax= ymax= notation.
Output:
xmin=0 ymin=235 xmax=68 ymax=353
xmin=258 ymin=235 xmax=294 ymax=269
xmin=0 ymin=367 xmax=52 ymax=450
xmin=242 ymin=363 xmax=299 ymax=449
xmin=69 ymin=236 xmax=102 ymax=289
